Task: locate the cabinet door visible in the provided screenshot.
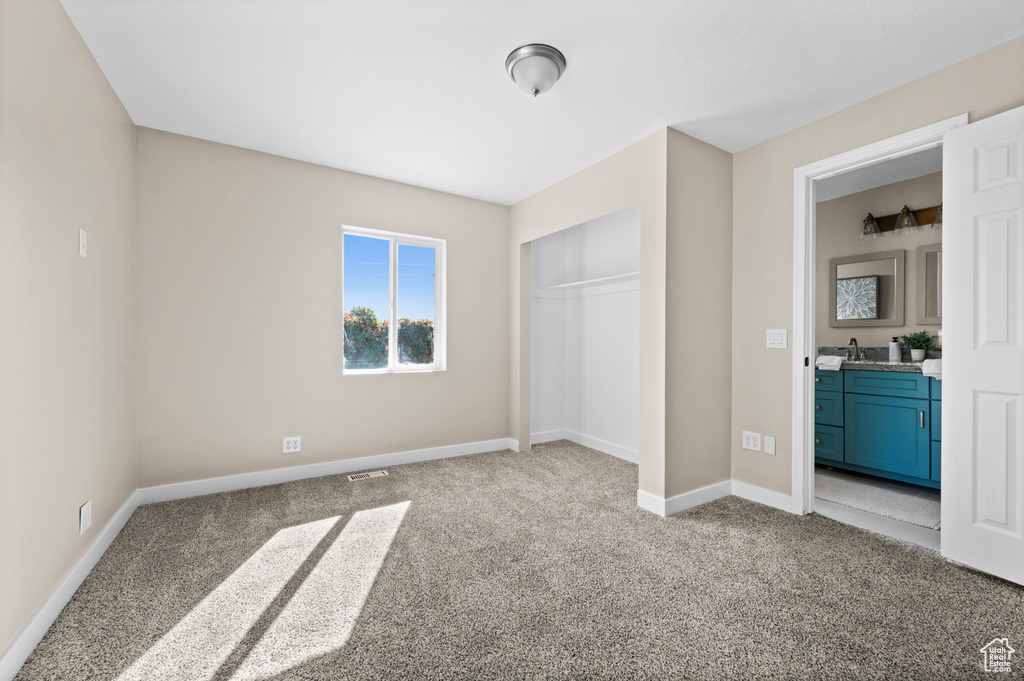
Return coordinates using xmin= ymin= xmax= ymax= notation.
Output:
xmin=844 ymin=394 xmax=930 ymax=479
xmin=814 ymin=424 xmax=844 ymax=463
xmin=814 ymin=392 xmax=843 ymax=427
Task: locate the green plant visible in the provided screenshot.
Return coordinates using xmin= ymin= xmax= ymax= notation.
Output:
xmin=900 ymin=330 xmax=934 ymax=350
xmin=344 ymin=306 xmax=389 ymax=369
xmin=343 ymin=307 xmax=434 ymax=368
xmin=398 ymin=318 xmax=434 ymax=365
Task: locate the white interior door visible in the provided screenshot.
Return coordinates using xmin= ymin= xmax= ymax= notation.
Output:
xmin=942 ymin=104 xmax=1024 ymax=584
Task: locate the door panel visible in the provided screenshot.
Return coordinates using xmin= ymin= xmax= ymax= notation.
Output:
xmin=943 ymin=104 xmax=1024 ymax=585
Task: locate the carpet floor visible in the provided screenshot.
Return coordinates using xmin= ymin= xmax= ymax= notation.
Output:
xmin=14 ymin=440 xmax=1024 ymax=680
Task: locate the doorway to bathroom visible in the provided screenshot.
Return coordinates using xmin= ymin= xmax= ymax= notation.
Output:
xmin=791 ymin=115 xmax=965 ymax=551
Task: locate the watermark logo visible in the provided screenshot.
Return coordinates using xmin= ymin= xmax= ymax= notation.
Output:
xmin=980 ymin=638 xmax=1015 ymax=673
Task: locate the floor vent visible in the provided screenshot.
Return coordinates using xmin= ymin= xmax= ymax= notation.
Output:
xmin=347 ymin=470 xmax=389 ymax=481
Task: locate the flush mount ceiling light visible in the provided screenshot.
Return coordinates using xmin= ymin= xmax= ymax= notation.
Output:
xmin=505 ymin=44 xmax=566 ymax=97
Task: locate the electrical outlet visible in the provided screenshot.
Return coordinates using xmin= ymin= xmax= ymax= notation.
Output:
xmin=763 ymin=436 xmax=776 ymax=456
xmin=79 ymin=500 xmax=92 ymax=535
xmin=742 ymin=431 xmax=761 ymax=451
xmin=283 ymin=436 xmax=301 ymax=454
xmin=79 ymin=228 xmax=87 ymax=258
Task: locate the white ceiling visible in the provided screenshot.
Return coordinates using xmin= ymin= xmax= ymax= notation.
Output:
xmin=816 ymin=146 xmax=943 ymax=203
xmin=60 ymin=0 xmax=1024 ymax=205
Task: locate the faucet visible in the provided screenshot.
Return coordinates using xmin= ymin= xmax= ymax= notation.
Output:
xmin=847 ymin=337 xmax=863 ymax=361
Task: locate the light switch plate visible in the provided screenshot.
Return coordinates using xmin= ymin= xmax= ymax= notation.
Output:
xmin=766 ymin=329 xmax=788 ymax=349
xmin=79 ymin=500 xmax=92 ymax=535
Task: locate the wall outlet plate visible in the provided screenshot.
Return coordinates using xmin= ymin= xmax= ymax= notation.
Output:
xmin=283 ymin=436 xmax=301 ymax=454
xmin=763 ymin=435 xmax=776 ymax=456
xmin=79 ymin=500 xmax=92 ymax=535
xmin=742 ymin=431 xmax=761 ymax=451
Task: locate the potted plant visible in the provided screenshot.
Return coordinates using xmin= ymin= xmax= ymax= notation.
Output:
xmin=900 ymin=330 xmax=934 ymax=361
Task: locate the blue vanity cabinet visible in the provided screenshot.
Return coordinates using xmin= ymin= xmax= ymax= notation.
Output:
xmin=814 ymin=366 xmax=940 ymax=488
xmin=930 ymin=377 xmax=941 ymax=482
xmin=844 ymin=393 xmax=931 ymax=479
xmin=814 ymin=369 xmax=844 ymax=463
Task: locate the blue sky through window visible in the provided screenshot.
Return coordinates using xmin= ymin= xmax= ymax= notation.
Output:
xmin=343 ymin=233 xmax=435 ymax=321
xmin=397 ymin=244 xmax=435 ymax=322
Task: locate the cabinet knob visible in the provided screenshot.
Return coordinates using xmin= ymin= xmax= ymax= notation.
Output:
xmin=815 ymin=438 xmax=821 ymax=444
xmin=815 ymin=377 xmax=820 ymax=382
xmin=815 ymin=404 xmax=821 ymax=410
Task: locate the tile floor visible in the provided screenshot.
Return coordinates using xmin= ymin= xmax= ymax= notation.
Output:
xmin=815 ymin=464 xmax=941 ymax=503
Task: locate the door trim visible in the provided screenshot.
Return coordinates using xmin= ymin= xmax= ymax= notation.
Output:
xmin=790 ymin=114 xmax=968 ymax=516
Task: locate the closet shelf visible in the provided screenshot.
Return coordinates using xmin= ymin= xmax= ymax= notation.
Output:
xmin=542 ymin=271 xmax=640 ymax=291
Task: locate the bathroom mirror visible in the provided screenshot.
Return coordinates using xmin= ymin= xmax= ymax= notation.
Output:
xmin=829 ymin=249 xmax=905 ymax=328
xmin=916 ymin=243 xmax=942 ymax=324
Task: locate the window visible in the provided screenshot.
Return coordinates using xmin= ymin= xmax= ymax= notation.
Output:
xmin=342 ymin=226 xmax=445 ymax=373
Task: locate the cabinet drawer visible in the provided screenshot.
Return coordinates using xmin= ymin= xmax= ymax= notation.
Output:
xmin=931 ymin=441 xmax=941 ymax=482
xmin=844 ymin=370 xmax=930 ymax=399
xmin=814 ymin=391 xmax=844 ymax=427
xmin=931 ymin=401 xmax=941 ymax=442
xmin=814 ymin=424 xmax=845 ymax=463
xmin=930 ymin=377 xmax=942 ymax=401
xmin=844 ymin=393 xmax=930 ymax=479
xmin=814 ymin=369 xmax=844 ymax=393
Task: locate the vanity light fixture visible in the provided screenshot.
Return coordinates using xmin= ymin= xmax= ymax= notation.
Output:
xmin=862 ymin=213 xmax=882 ymax=239
xmin=861 ymin=204 xmax=941 ymax=238
xmin=505 ymin=44 xmax=567 ymax=97
xmin=893 ymin=205 xmax=919 ymax=234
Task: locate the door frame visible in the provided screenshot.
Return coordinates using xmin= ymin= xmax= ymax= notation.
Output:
xmin=790 ymin=113 xmax=968 ymax=516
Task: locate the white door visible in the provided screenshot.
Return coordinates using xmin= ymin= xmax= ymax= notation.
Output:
xmin=942 ymin=104 xmax=1024 ymax=585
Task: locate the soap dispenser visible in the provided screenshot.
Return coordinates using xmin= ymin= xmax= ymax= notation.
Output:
xmin=889 ymin=336 xmax=901 ymax=363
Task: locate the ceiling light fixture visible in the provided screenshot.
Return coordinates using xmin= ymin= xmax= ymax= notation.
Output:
xmin=505 ymin=44 xmax=566 ymax=97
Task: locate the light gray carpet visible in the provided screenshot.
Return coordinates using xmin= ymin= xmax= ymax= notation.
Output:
xmin=815 ymin=473 xmax=942 ymax=529
xmin=14 ymin=440 xmax=1024 ymax=680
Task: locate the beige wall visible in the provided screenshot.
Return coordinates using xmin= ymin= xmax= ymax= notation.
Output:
xmin=0 ymin=0 xmax=137 ymax=655
xmin=665 ymin=130 xmax=733 ymax=495
xmin=135 ymin=129 xmax=510 ymax=487
xmin=732 ymin=37 xmax=1024 ymax=495
xmin=510 ymin=130 xmax=668 ymax=495
xmin=816 ymin=172 xmax=942 ymax=348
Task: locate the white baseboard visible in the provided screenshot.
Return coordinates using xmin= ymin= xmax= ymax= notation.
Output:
xmin=139 ymin=437 xmax=517 ymax=504
xmin=637 ymin=480 xmax=732 ymax=517
xmin=531 ymin=430 xmax=639 ymax=464
xmin=530 ymin=429 xmax=570 ymax=445
xmin=0 ymin=490 xmax=140 ymax=681
xmin=731 ymin=480 xmax=794 ymax=513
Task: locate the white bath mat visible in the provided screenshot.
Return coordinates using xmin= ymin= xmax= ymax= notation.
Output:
xmin=815 ymin=473 xmax=941 ymax=530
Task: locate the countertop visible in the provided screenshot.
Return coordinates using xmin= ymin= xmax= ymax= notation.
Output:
xmin=817 ymin=358 xmax=929 ymax=373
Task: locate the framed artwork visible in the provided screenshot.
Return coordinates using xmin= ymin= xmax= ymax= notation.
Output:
xmin=836 ymin=275 xmax=879 ymax=320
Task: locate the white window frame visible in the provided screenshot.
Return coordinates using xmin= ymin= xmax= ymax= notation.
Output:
xmin=342 ymin=225 xmax=446 ymax=374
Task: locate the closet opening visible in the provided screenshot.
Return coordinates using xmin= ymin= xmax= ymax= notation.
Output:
xmin=529 ymin=205 xmax=641 ymax=464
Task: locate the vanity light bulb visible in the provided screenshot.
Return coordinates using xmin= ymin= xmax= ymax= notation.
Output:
xmin=893 ymin=205 xmax=919 ymax=234
xmin=862 ymin=213 xmax=881 ymax=239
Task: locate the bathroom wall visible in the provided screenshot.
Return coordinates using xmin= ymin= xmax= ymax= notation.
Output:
xmin=816 ymin=172 xmax=943 ymax=349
